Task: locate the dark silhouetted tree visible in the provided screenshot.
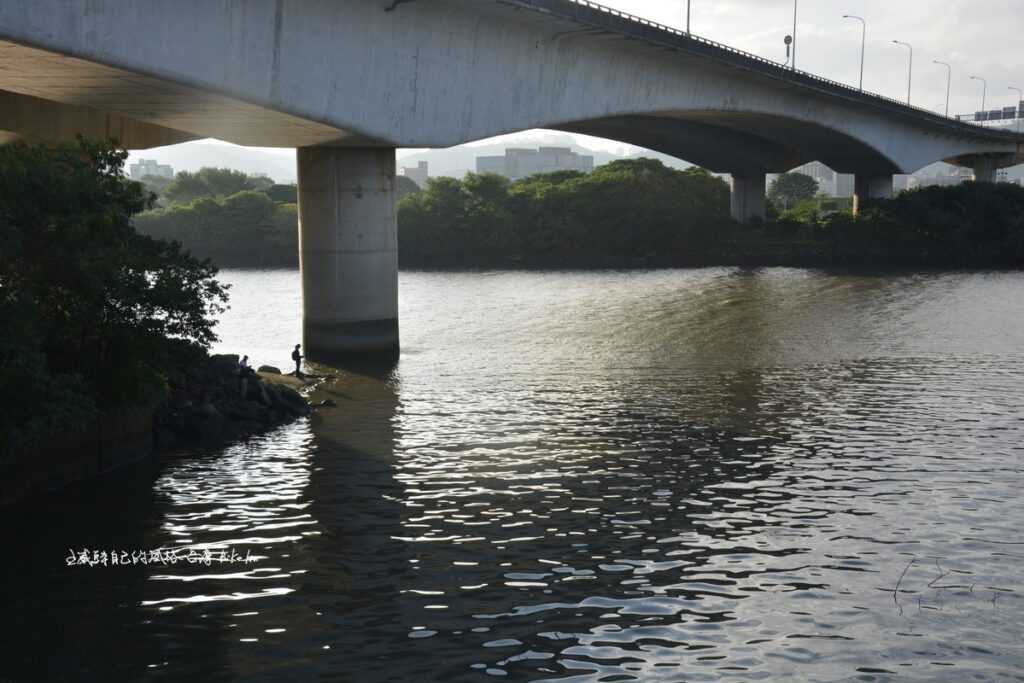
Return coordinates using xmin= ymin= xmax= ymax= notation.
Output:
xmin=0 ymin=139 xmax=229 ymax=456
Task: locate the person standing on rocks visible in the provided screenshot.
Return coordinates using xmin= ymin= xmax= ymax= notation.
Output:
xmin=239 ymin=355 xmax=253 ymax=396
xmin=292 ymin=344 xmax=303 ymax=378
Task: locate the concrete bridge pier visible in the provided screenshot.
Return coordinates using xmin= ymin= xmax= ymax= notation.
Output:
xmin=730 ymin=173 xmax=767 ymax=223
xmin=972 ymin=157 xmax=998 ymax=183
xmin=297 ymin=146 xmax=399 ymax=362
xmin=852 ymin=174 xmax=893 ymax=215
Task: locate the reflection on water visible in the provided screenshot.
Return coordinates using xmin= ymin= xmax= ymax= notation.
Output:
xmin=2 ymin=268 xmax=1023 ymax=681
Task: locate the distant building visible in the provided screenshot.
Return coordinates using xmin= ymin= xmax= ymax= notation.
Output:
xmin=792 ymin=161 xmax=834 ymax=192
xmin=834 ymin=173 xmax=855 ymax=198
xmin=909 ymin=166 xmax=972 ymax=189
xmin=475 ymin=147 xmax=594 ymax=180
xmin=129 ymin=158 xmax=174 ymax=180
xmin=401 ymin=161 xmax=429 ymax=188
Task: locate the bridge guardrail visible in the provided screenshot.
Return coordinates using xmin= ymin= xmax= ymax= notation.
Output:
xmin=501 ymin=0 xmax=1023 ymax=138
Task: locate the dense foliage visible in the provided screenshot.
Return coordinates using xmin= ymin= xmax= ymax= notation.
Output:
xmin=399 ymin=159 xmax=731 ymax=266
xmin=134 ymin=159 xmax=734 ymax=267
xmin=163 ymin=167 xmax=274 ymax=206
xmin=815 ymin=182 xmax=1024 ymax=265
xmin=266 ymin=183 xmax=298 ymax=204
xmin=132 ymin=155 xmax=1024 ymax=270
xmin=0 ymin=140 xmax=229 ymax=458
xmin=135 ymin=190 xmax=298 ymax=266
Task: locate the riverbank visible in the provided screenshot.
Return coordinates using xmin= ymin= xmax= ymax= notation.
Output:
xmin=154 ymin=353 xmax=314 ymax=449
xmin=165 ymin=233 xmax=1024 ymax=271
xmin=1 ymin=352 xmax=316 ymax=507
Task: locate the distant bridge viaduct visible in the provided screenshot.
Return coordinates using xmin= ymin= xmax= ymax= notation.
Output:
xmin=2 ymin=0 xmax=1022 ymax=359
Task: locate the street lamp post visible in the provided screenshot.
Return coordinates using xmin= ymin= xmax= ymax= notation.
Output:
xmin=933 ymin=61 xmax=951 ymax=116
xmin=843 ymin=15 xmax=866 ymax=90
xmin=791 ymin=0 xmax=798 ymax=70
xmin=892 ymin=40 xmax=913 ymax=105
xmin=1010 ymin=86 xmax=1023 ymax=133
xmin=686 ymin=0 xmax=691 ymax=33
xmin=970 ymin=75 xmax=987 ymax=116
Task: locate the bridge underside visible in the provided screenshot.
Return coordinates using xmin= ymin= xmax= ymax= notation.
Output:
xmin=555 ymin=113 xmax=901 ymax=176
xmin=0 ymin=40 xmax=376 ymax=148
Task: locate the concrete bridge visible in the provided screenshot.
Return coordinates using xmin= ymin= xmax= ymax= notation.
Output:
xmin=2 ymin=0 xmax=1022 ymax=359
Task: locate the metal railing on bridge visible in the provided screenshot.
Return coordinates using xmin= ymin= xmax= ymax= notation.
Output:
xmin=956 ymin=107 xmax=1024 ymax=125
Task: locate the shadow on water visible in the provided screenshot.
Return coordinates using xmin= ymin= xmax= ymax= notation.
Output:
xmin=0 ymin=460 xmax=236 ymax=681
xmin=151 ymin=357 xmax=409 ymax=682
xmin=0 ymin=359 xmax=404 ymax=681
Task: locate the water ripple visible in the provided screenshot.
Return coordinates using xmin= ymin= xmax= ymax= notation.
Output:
xmin=4 ymin=269 xmax=1024 ymax=681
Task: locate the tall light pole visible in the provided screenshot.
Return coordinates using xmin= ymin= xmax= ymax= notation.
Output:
xmin=970 ymin=75 xmax=987 ymax=115
xmin=686 ymin=0 xmax=691 ymax=33
xmin=843 ymin=15 xmax=866 ymax=90
xmin=933 ymin=61 xmax=951 ymax=116
xmin=1010 ymin=86 xmax=1023 ymax=133
xmin=791 ymin=0 xmax=798 ymax=70
xmin=892 ymin=40 xmax=913 ymax=105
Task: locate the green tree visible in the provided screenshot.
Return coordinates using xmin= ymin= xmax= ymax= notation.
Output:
xmin=0 ymin=139 xmax=229 ymax=456
xmin=768 ymin=172 xmax=819 ymax=210
xmin=197 ymin=167 xmax=263 ymax=198
xmin=163 ymin=167 xmax=275 ymax=205
xmin=267 ymin=183 xmax=298 ymax=204
xmin=461 ymin=173 xmax=513 ymax=251
xmin=397 ymin=175 xmax=421 ymax=199
xmin=163 ymin=171 xmax=211 ymax=205
xmin=138 ymin=173 xmax=173 ymax=198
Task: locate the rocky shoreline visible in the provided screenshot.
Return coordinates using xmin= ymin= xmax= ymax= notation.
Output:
xmin=154 ymin=353 xmax=319 ymax=450
xmin=0 ymin=354 xmax=325 ymax=506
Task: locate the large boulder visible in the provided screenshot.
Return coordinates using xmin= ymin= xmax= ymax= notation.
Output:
xmin=209 ymin=354 xmax=240 ymax=377
xmin=263 ymin=382 xmax=283 ymax=408
xmin=225 ymin=400 xmax=260 ymax=422
xmin=257 ymin=382 xmax=272 ymax=407
xmin=199 ymin=402 xmax=223 ymax=420
xmin=277 ymin=385 xmax=311 ymax=416
xmin=257 ymin=365 xmax=281 ymax=375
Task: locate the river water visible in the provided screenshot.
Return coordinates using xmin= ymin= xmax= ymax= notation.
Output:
xmin=4 ymin=268 xmax=1024 ymax=681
